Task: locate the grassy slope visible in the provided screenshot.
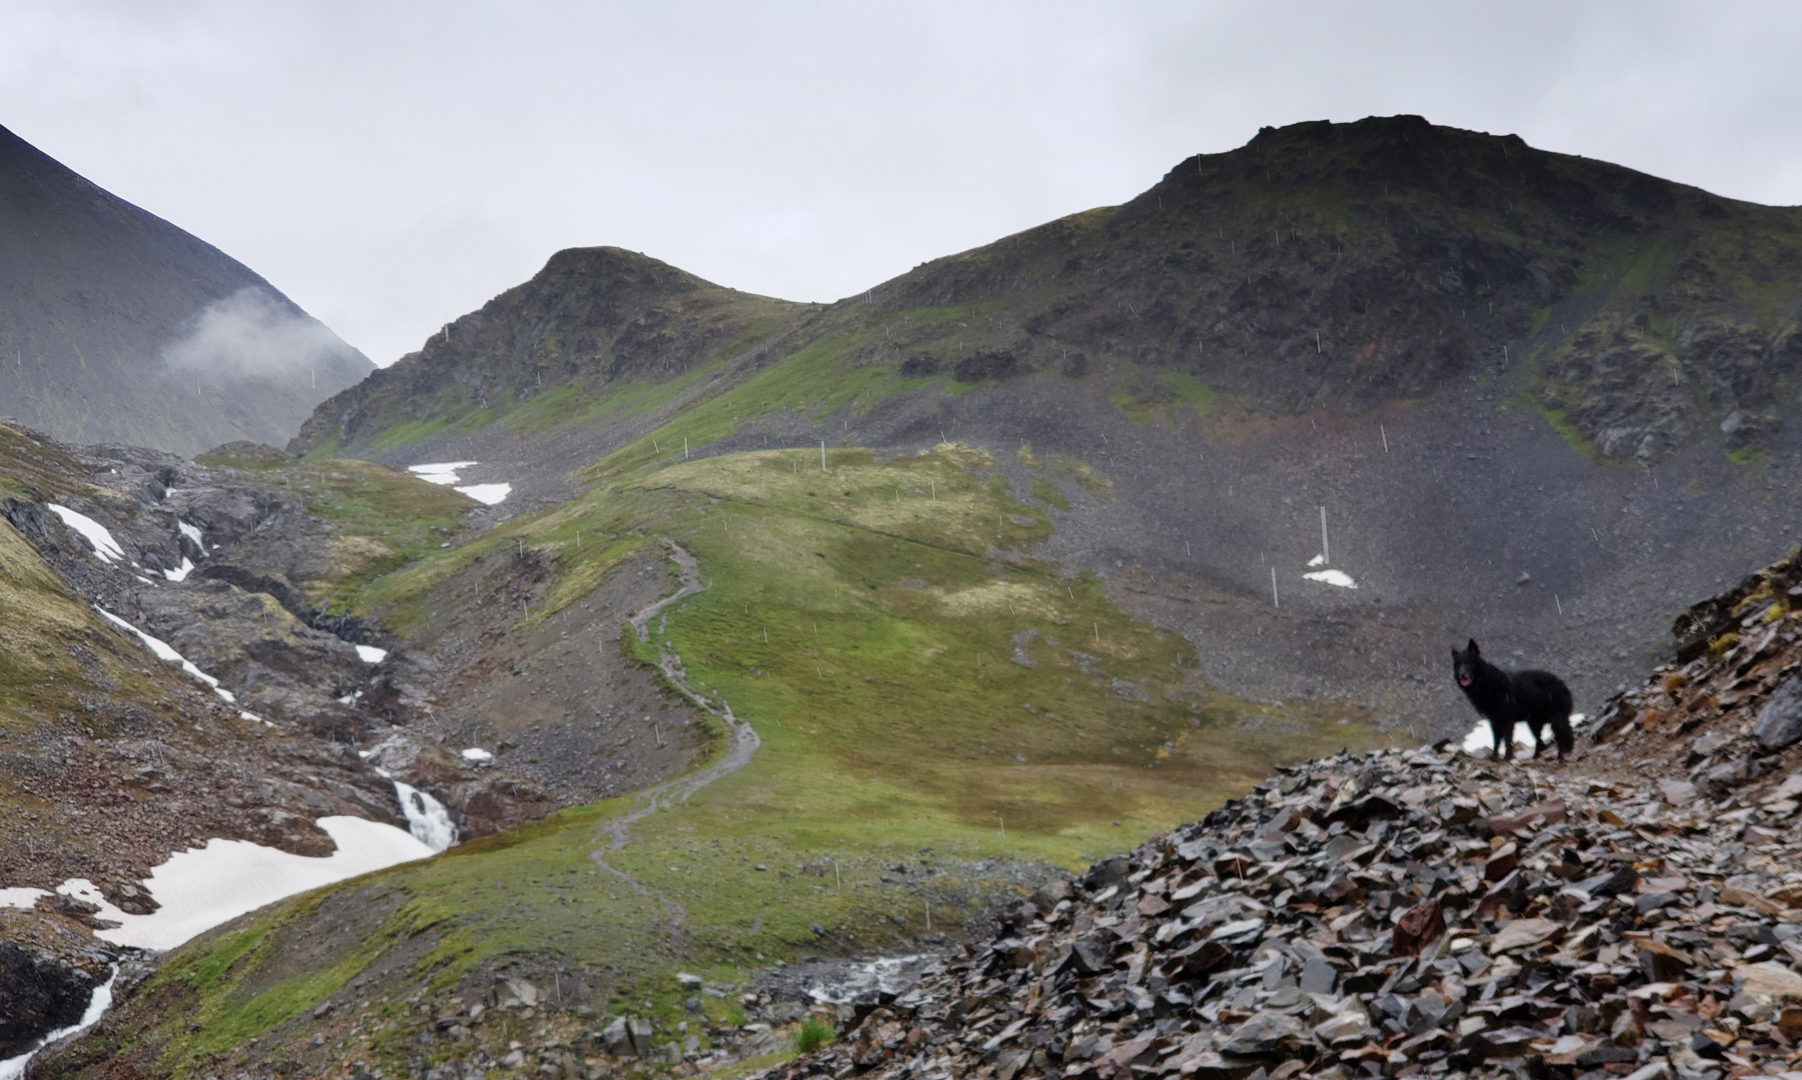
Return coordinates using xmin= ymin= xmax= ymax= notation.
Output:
xmin=0 ymin=423 xmax=189 ymax=740
xmin=120 ymin=443 xmax=1386 ymax=1075
xmin=192 ymin=443 xmax=476 ymax=608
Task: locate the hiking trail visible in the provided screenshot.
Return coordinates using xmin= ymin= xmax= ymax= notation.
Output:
xmin=589 ymin=538 xmax=760 ymax=929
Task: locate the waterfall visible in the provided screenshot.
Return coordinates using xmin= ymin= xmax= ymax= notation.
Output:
xmin=392 ymin=779 xmax=457 ymax=852
xmin=0 ymin=965 xmax=117 ymax=1079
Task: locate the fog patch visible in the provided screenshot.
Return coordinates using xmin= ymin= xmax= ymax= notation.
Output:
xmin=163 ymin=287 xmax=354 ymax=381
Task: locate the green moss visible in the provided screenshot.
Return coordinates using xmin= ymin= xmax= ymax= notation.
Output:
xmin=368 ymin=417 xmax=451 ymax=451
xmin=1030 ymin=478 xmax=1071 ymax=511
xmin=1536 ymin=403 xmax=1597 ymax=463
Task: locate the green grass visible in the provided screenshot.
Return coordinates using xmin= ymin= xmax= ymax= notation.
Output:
xmin=1111 ymin=369 xmax=1217 ymax=426
xmin=794 ymin=1017 xmax=834 ymax=1053
xmin=368 ymin=417 xmax=451 ymax=451
xmin=140 ymin=443 xmax=1388 ymax=1068
xmin=1030 ymin=478 xmax=1071 ymax=511
xmin=1536 ymin=403 xmax=1596 ymax=463
xmin=192 ymin=449 xmax=475 ymax=605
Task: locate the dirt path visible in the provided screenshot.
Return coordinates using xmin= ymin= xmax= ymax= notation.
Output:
xmin=589 ymin=538 xmax=761 ymax=928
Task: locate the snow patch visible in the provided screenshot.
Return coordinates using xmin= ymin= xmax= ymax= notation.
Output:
xmin=66 ymin=818 xmax=434 ymax=952
xmin=178 ymin=520 xmax=204 ymax=545
xmin=0 ymin=886 xmax=48 ymax=910
xmin=0 ymin=966 xmax=117 ymax=1080
xmin=163 ymin=557 xmax=195 ymax=583
xmin=1302 ymin=569 xmax=1358 ymax=589
xmin=456 ymin=482 xmax=511 ymax=505
xmin=94 ymin=607 xmax=235 ymax=703
xmin=409 ymin=461 xmax=478 ymax=485
xmin=48 ymin=505 xmax=123 ymax=563
xmin=355 ymin=645 xmax=388 ymax=664
xmin=1461 ymin=712 xmax=1588 ymax=756
xmin=1307 ymin=554 xmax=1326 ymax=567
xmin=460 ymin=747 xmax=494 ymax=762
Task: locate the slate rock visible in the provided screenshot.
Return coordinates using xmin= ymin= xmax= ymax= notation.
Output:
xmin=1754 ymin=676 xmax=1802 ymax=750
xmin=1220 ymin=1011 xmax=1304 ymax=1057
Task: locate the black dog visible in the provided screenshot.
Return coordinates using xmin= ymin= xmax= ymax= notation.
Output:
xmin=1451 ymin=639 xmax=1574 ymax=762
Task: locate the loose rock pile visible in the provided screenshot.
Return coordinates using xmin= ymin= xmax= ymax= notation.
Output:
xmin=759 ymin=734 xmax=1802 ymax=1080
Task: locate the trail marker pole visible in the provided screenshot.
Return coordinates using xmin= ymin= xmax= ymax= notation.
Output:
xmin=684 ymin=437 xmax=689 ymax=459
xmin=1381 ymin=424 xmax=1389 ymax=453
xmin=820 ymin=441 xmax=826 ymax=470
xmin=1271 ymin=567 xmax=1279 ymax=608
xmin=1320 ymin=507 xmax=1329 ymax=565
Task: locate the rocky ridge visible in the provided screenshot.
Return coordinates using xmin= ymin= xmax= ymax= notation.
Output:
xmin=749 ymin=559 xmax=1802 ymax=1080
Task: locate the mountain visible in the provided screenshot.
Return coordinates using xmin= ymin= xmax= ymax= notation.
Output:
xmin=294 ymin=115 xmax=1802 ymax=727
xmin=12 ymin=115 xmax=1802 ymax=1073
xmin=0 ymin=124 xmax=373 ymax=455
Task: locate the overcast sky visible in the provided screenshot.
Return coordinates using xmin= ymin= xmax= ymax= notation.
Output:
xmin=5 ymin=1 xmax=1802 ymax=366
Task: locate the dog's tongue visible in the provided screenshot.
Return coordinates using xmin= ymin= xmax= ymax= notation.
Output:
xmin=1458 ymin=675 xmax=1471 ymax=686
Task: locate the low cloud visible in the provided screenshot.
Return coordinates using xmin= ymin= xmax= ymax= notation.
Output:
xmin=163 ymin=287 xmax=353 ymax=380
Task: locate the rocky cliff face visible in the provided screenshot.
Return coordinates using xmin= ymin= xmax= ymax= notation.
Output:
xmin=0 ymin=124 xmax=372 ymax=454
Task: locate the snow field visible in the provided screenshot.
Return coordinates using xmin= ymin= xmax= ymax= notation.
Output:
xmin=68 ymin=817 xmax=435 ymax=952
xmin=407 ymin=461 xmax=510 ymax=505
xmin=47 ymin=504 xmax=123 ymax=562
xmin=94 ymin=606 xmax=235 ymax=703
xmin=454 ymin=482 xmax=511 ymax=505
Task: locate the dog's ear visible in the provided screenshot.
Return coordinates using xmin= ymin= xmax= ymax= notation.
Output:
xmin=1467 ymin=639 xmax=1480 ymax=657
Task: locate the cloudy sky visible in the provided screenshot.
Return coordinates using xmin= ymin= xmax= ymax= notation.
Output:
xmin=5 ymin=1 xmax=1801 ymax=366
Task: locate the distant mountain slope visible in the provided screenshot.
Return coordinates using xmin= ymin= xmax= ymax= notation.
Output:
xmin=289 ymin=246 xmax=803 ymax=458
xmin=289 ymin=116 xmax=1802 ymax=727
xmin=0 ymin=124 xmax=372 ymax=455
xmin=298 ymin=115 xmax=1802 ymax=471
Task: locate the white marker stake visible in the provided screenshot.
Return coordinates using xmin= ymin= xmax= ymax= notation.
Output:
xmin=1381 ymin=424 xmax=1389 ymax=453
xmin=820 ymin=441 xmax=826 ymax=470
xmin=1271 ymin=567 xmax=1279 ymax=608
xmin=684 ymin=437 xmax=689 ymax=459
xmin=1320 ymin=507 xmax=1329 ymax=565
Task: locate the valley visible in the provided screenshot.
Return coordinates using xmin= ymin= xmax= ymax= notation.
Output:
xmin=5 ymin=115 xmax=1802 ymax=1079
